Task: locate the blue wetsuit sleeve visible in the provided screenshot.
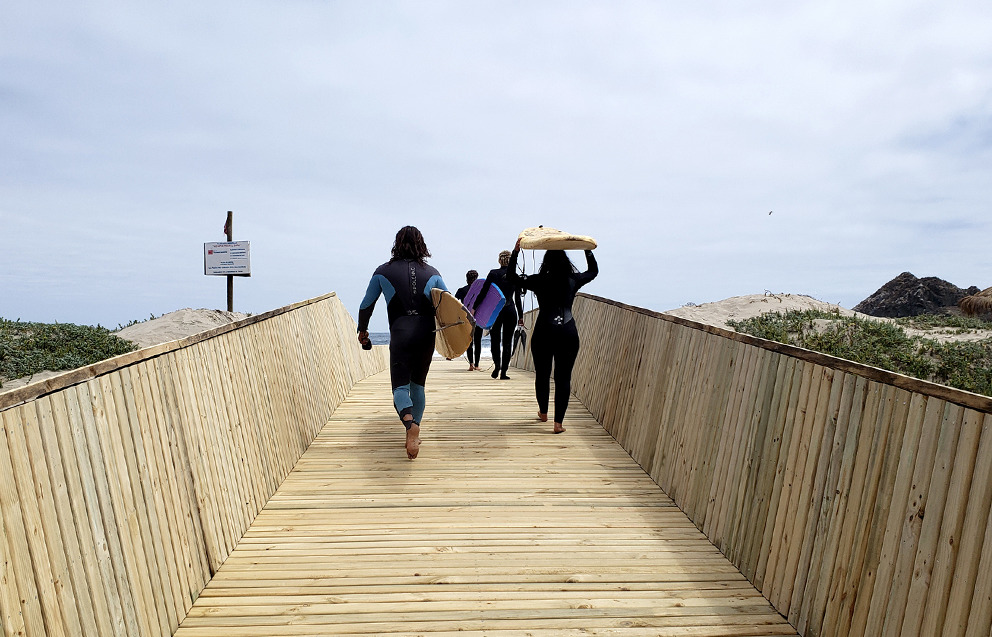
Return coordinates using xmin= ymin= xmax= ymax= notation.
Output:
xmin=357 ymin=274 xmax=384 ymax=332
xmin=423 ymin=274 xmax=447 ymax=297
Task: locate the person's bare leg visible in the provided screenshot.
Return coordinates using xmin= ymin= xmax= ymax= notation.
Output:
xmin=403 ymin=416 xmax=420 ymax=459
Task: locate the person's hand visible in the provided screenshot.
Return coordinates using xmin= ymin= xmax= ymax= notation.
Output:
xmin=518 ymin=319 xmax=524 ymax=326
xmin=514 ymin=237 xmax=521 ymax=251
xmin=358 ymin=330 xmax=371 ymax=346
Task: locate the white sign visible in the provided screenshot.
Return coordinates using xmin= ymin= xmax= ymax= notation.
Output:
xmin=204 ymin=241 xmax=251 ymax=276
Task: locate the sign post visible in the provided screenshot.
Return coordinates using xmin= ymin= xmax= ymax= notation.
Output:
xmin=204 ymin=211 xmax=250 ymax=311
xmin=225 ymin=211 xmax=234 ymax=312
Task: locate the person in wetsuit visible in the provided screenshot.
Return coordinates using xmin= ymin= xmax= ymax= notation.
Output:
xmin=506 ymin=239 xmax=598 ymax=433
xmin=474 ymin=250 xmax=524 ymax=379
xmin=357 ymin=226 xmax=447 ymax=459
xmin=454 ymin=269 xmax=484 ymax=371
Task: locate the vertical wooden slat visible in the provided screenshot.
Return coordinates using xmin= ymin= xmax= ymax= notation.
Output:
xmin=764 ymin=359 xmax=816 ymax=605
xmin=0 ymin=491 xmax=27 ymax=637
xmin=878 ymin=397 xmax=949 ymax=635
xmin=67 ymin=383 xmax=130 ymax=635
xmin=123 ymin=366 xmax=176 ymax=633
xmin=702 ymin=342 xmax=751 ymax=538
xmin=919 ymin=408 xmax=984 ymax=635
xmin=787 ymin=367 xmax=844 ymax=624
xmin=172 ymin=347 xmax=227 ymax=574
xmin=725 ymin=347 xmax=778 ymax=563
xmin=0 ymin=409 xmax=45 ymax=636
xmin=32 ymin=396 xmax=99 ymax=636
xmin=687 ymin=335 xmax=739 ymax=526
xmin=795 ymin=371 xmax=859 ymax=634
xmin=48 ymin=391 xmax=116 ymax=637
xmin=149 ymin=356 xmax=204 ymax=610
xmin=836 ymin=384 xmax=906 ymax=635
xmin=97 ymin=374 xmax=160 ymax=637
xmin=945 ymin=413 xmax=992 ymax=636
xmin=900 ymin=403 xmax=966 ymax=635
xmin=644 ymin=320 xmax=681 ymax=485
xmin=163 ymin=353 xmax=212 ymax=591
xmin=187 ymin=344 xmax=240 ymax=556
xmin=755 ymin=358 xmax=808 ymax=592
xmin=2 ymin=405 xmax=70 ymax=637
xmin=133 ymin=361 xmax=185 ymax=630
xmin=741 ymin=354 xmax=797 ymax=584
xmin=965 ymin=493 xmax=992 ymax=636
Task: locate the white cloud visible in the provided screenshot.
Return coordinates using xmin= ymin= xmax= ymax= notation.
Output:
xmin=2 ymin=1 xmax=991 ymax=331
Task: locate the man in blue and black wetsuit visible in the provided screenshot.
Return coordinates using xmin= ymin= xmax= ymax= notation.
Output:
xmin=357 ymin=226 xmax=447 ymax=459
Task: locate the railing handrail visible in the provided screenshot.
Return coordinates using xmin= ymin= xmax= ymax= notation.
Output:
xmin=0 ymin=292 xmax=338 ymax=412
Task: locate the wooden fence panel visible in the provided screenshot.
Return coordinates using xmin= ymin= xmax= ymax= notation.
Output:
xmin=0 ymin=293 xmax=386 ymax=636
xmin=513 ymin=293 xmax=992 ymax=637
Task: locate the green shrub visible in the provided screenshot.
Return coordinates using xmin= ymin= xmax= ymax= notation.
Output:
xmin=728 ymin=310 xmax=992 ymax=397
xmin=0 ymin=318 xmax=139 ymax=388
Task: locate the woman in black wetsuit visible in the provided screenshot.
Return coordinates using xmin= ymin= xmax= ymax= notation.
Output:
xmin=506 ymin=238 xmax=598 ymax=433
xmin=357 ymin=226 xmax=448 ymax=459
xmin=474 ymin=250 xmax=524 ymax=380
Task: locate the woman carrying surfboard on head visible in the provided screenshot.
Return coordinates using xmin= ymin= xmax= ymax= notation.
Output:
xmin=507 ymin=234 xmax=598 ymax=434
xmin=357 ymin=226 xmax=448 ymax=459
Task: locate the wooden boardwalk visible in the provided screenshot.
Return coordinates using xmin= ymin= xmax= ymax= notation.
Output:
xmin=174 ymin=360 xmax=797 ymax=636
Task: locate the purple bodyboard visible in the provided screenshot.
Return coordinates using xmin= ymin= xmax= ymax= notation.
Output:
xmin=463 ymin=279 xmax=506 ymax=329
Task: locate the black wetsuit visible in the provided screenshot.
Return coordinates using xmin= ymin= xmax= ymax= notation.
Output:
xmin=507 ymin=249 xmax=598 ymax=424
xmin=475 ymin=265 xmax=524 ymax=378
xmin=455 ymin=283 xmax=484 ymax=367
xmin=358 ymin=259 xmax=447 ymax=425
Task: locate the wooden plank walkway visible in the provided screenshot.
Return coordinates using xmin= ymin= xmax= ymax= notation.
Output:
xmin=174 ymin=360 xmax=797 ymax=636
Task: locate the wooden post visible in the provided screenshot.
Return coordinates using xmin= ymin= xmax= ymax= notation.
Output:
xmin=225 ymin=211 xmax=233 ymax=312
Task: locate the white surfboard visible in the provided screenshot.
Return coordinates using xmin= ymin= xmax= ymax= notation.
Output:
xmin=518 ymin=226 xmax=597 ymax=250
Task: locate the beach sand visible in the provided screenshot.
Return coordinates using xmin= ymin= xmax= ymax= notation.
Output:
xmin=663 ymin=292 xmax=859 ymax=328
xmin=665 ymin=292 xmax=992 ymax=343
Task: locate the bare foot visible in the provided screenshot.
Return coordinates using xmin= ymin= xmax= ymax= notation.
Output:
xmin=537 ymin=412 xmax=548 ymax=422
xmin=405 ymin=423 xmax=421 ymax=459
xmin=553 ymin=422 xmax=565 ymax=434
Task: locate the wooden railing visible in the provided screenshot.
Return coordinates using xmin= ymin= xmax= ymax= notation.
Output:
xmin=514 ymin=293 xmax=992 ymax=637
xmin=0 ymin=293 xmax=387 ymax=637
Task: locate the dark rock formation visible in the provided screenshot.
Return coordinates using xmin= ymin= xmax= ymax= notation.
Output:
xmin=854 ymin=272 xmax=980 ymax=318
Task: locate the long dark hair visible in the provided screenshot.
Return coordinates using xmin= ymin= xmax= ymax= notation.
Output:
xmin=390 ymin=226 xmax=431 ymax=264
xmin=538 ymin=250 xmax=577 ymax=279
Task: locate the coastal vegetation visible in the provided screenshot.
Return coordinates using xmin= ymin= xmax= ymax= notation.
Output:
xmin=5 ymin=310 xmax=991 ymax=399
xmin=0 ymin=318 xmax=138 ymax=388
xmin=728 ymin=310 xmax=992 ymax=398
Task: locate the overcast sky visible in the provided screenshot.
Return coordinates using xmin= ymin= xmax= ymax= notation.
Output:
xmin=3 ymin=2 xmax=990 ymax=332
